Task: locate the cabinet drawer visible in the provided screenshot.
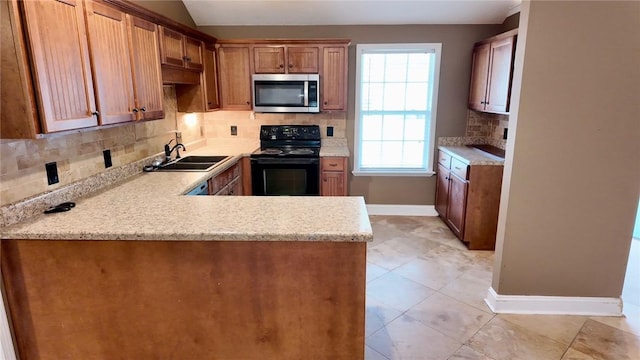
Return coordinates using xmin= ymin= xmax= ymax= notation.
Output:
xmin=438 ymin=151 xmax=452 ymax=168
xmin=321 ymin=157 xmax=345 ymax=171
xmin=451 ymin=158 xmax=469 ymax=180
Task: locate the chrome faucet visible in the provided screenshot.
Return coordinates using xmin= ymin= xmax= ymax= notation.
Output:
xmin=164 ymin=139 xmax=186 ymax=162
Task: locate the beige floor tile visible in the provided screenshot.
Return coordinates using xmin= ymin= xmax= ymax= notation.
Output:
xmin=367 ymin=315 xmax=462 ymax=360
xmin=366 ymin=272 xmax=435 ymax=312
xmin=590 ymin=301 xmax=640 ymax=337
xmin=439 ymin=272 xmax=493 ymax=313
xmin=406 ymin=292 xmax=494 ymax=342
xmin=366 ymin=296 xmax=403 ymax=338
xmin=467 ymin=316 xmax=568 ymax=360
xmin=570 ymin=319 xmax=640 ymax=360
xmin=448 ymin=345 xmax=495 ymax=360
xmin=393 ymin=256 xmax=465 ymax=290
xmin=367 ymin=262 xmax=389 ymax=283
xmin=367 ymin=239 xmax=420 ymax=270
xmin=561 ymin=348 xmax=597 ymax=360
xmin=366 ymin=345 xmax=389 ymax=360
xmin=498 ymin=313 xmax=587 ymax=346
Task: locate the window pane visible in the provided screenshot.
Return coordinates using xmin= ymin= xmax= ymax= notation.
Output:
xmin=407 ymin=53 xmax=430 ymax=82
xmin=361 ymin=141 xmax=381 ymax=167
xmin=405 ymin=83 xmax=428 ymax=111
xmin=384 ymin=54 xmax=408 ymax=82
xmin=382 ymin=115 xmax=404 ymax=141
xmin=363 ymin=54 xmax=386 ymax=82
xmin=362 ymin=83 xmax=384 ymax=111
xmin=404 ymin=114 xmax=425 ymax=141
xmin=380 ymin=141 xmax=404 ymax=167
xmin=403 ymin=141 xmax=425 ymax=167
xmin=362 ymin=115 xmax=383 ymax=140
xmin=382 ymin=83 xmax=406 ymax=111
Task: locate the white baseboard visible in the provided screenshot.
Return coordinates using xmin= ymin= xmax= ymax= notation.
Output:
xmin=366 ymin=204 xmax=438 ymax=216
xmin=485 ymin=287 xmax=623 ymax=316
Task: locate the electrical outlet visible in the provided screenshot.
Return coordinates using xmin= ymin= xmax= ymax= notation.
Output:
xmin=327 ymin=126 xmax=334 ymax=137
xmin=45 ymin=162 xmax=59 ymax=185
xmin=103 ymin=149 xmax=112 ymax=168
xmin=175 ymin=131 xmax=182 ymax=144
xmin=230 ymin=125 xmax=238 ymax=136
xmin=503 ymin=128 xmax=508 ymax=139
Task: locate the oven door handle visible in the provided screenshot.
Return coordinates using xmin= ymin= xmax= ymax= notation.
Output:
xmin=251 ymin=157 xmax=319 ymax=165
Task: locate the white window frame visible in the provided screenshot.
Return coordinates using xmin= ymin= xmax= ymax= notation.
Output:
xmin=353 ymin=43 xmax=442 ymax=177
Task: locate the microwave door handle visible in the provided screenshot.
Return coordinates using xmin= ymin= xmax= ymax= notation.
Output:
xmin=304 ymin=81 xmax=309 ymax=106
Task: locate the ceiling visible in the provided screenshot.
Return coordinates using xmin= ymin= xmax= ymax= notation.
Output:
xmin=182 ymin=0 xmax=522 ymax=26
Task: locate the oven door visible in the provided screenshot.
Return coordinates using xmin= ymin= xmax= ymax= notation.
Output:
xmin=251 ymin=157 xmax=320 ymax=196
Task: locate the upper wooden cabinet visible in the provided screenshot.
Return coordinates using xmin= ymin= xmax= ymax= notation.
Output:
xmin=85 ymin=2 xmax=163 ymax=124
xmin=468 ymin=29 xmax=517 ymax=114
xmin=217 ymin=45 xmax=253 ymax=110
xmin=2 ymin=0 xmax=214 ymax=139
xmin=217 ymin=39 xmax=349 ymax=112
xmin=175 ymin=43 xmax=219 ymax=112
xmin=321 ymin=46 xmax=348 ymax=111
xmin=20 ymin=0 xmax=99 ymax=133
xmin=159 ymin=26 xmax=204 ymax=71
xmin=253 ymin=46 xmax=319 ymax=74
xmin=128 ymin=16 xmax=164 ymax=120
xmin=203 ymin=44 xmax=220 ymax=111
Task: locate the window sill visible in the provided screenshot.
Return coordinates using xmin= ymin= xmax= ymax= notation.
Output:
xmin=352 ymin=170 xmax=435 ymax=177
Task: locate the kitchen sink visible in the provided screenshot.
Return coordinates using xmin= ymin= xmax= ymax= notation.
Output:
xmin=155 ymin=155 xmax=230 ymax=172
xmin=178 ymin=155 xmax=229 ymax=163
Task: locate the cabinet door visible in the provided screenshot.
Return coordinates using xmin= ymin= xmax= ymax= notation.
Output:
xmin=254 ymin=46 xmax=285 ymax=73
xmin=218 ymin=46 xmax=252 ymax=110
xmin=203 ymin=44 xmax=220 ymax=111
xmin=184 ymin=37 xmax=204 ymax=71
xmin=468 ymin=43 xmax=490 ymax=111
xmin=321 ymin=46 xmax=347 ymax=111
xmin=485 ymin=36 xmax=515 ymax=113
xmin=287 ymin=47 xmax=319 ymax=73
xmin=321 ymin=171 xmax=346 ymax=196
xmin=128 ymin=16 xmax=164 ymax=120
xmin=159 ymin=26 xmax=185 ymax=68
xmin=228 ymin=177 xmax=242 ymax=196
xmin=435 ymin=164 xmax=450 ymax=217
xmin=21 ymin=0 xmax=98 ymax=132
xmin=85 ymin=1 xmax=136 ymax=125
xmin=446 ymin=173 xmax=468 ymax=239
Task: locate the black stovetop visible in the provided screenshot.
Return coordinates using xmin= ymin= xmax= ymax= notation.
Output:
xmin=252 ymin=125 xmax=321 ymax=158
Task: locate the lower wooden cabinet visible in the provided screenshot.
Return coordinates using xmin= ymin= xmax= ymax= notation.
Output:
xmin=321 ymin=157 xmax=347 ymax=196
xmin=435 ymin=150 xmax=503 ymax=250
xmin=208 ymin=161 xmax=242 ymax=196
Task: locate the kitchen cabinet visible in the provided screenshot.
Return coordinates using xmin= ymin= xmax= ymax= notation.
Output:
xmin=86 ymin=2 xmax=164 ymax=123
xmin=321 ymin=46 xmax=348 ymax=111
xmin=217 ymin=45 xmax=252 ymax=110
xmin=18 ymin=0 xmax=99 ymax=133
xmin=468 ymin=29 xmax=517 ymax=113
xmin=216 ymin=39 xmax=349 ymax=113
xmin=321 ymin=157 xmax=348 ymax=196
xmin=159 ymin=26 xmax=204 ymax=71
xmin=209 ymin=161 xmax=242 ymax=196
xmin=253 ymin=46 xmax=319 ymax=74
xmin=175 ymin=43 xmax=219 ymax=112
xmin=435 ymin=149 xmax=503 ymax=250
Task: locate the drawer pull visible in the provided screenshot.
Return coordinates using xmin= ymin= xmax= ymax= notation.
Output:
xmin=329 ymin=163 xmax=337 ymax=167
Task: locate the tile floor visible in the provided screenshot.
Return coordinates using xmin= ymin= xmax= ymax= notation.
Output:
xmin=365 ymin=216 xmax=640 ymax=360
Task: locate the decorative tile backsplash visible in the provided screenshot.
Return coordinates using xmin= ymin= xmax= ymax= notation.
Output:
xmin=204 ymin=111 xmax=347 ymax=140
xmin=0 ymin=86 xmax=204 ymax=206
xmin=465 ymin=110 xmax=509 ymax=149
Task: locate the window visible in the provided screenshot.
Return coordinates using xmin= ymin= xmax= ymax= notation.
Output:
xmin=353 ymin=43 xmax=441 ymax=176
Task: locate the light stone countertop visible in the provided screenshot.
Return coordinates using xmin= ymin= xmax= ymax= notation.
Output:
xmin=321 ymin=138 xmax=350 ymax=157
xmin=439 ymin=146 xmax=505 ymax=165
xmin=1 ymin=138 xmax=372 ymax=242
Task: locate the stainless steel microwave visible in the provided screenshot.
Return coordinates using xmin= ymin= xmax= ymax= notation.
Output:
xmin=252 ymin=74 xmax=320 ymax=113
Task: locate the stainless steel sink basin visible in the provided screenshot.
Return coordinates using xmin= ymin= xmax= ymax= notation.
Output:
xmin=178 ymin=155 xmax=229 ymax=163
xmin=155 ymin=155 xmax=230 ymax=172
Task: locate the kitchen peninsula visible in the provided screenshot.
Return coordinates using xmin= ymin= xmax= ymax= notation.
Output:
xmin=0 ymin=141 xmax=372 ymax=359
